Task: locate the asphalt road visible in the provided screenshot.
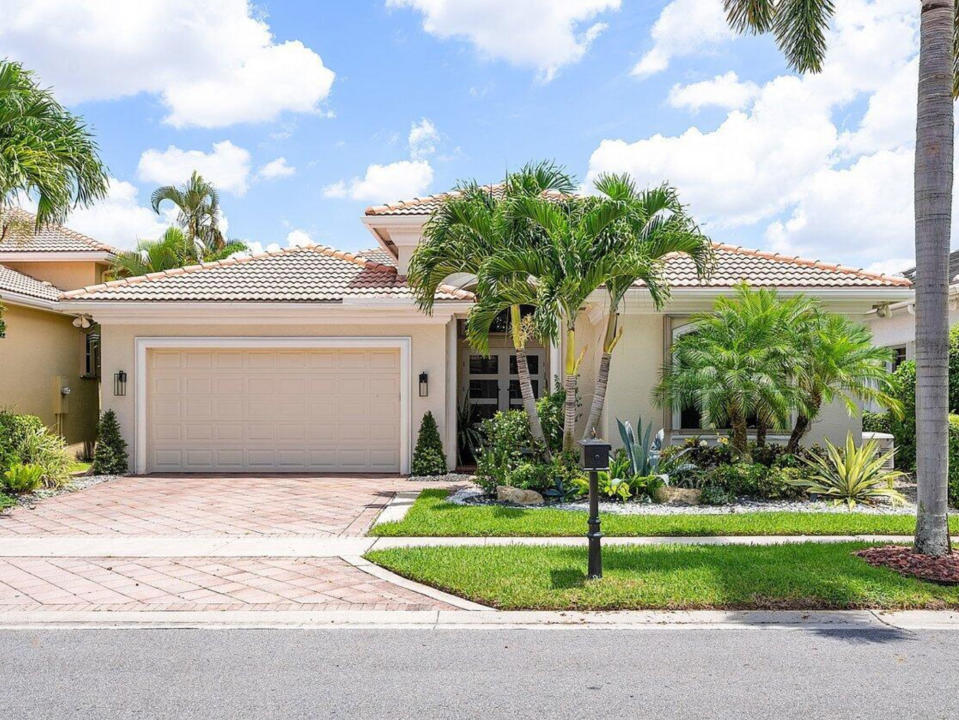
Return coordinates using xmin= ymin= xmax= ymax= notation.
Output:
xmin=2 ymin=628 xmax=958 ymax=719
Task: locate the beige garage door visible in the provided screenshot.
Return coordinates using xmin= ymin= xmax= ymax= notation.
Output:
xmin=146 ymin=347 xmax=401 ymax=473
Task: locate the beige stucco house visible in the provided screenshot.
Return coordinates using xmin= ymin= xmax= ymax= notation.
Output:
xmin=0 ymin=209 xmax=115 ymax=454
xmin=52 ymin=191 xmax=914 ymax=475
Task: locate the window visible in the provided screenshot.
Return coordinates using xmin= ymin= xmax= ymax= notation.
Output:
xmin=83 ymin=329 xmax=100 ymax=378
xmin=890 ymin=346 xmax=907 ymax=372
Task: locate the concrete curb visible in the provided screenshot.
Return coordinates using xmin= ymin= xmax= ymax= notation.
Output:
xmin=0 ymin=609 xmax=956 ymax=630
xmin=341 ymin=555 xmax=490 ymax=611
xmin=370 ymin=490 xmax=420 ymax=527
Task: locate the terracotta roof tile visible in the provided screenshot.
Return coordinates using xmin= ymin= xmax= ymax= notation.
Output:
xmin=0 ymin=264 xmax=61 ymax=301
xmin=63 ymin=244 xmax=472 ymax=303
xmin=0 ymin=208 xmax=117 ymax=254
xmin=365 ymin=185 xmax=506 ymax=216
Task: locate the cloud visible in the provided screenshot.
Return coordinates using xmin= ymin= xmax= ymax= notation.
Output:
xmin=408 ymin=118 xmax=439 ymax=160
xmin=590 ymin=0 xmax=930 ymax=266
xmin=138 ymin=141 xmax=252 ymax=196
xmin=388 ymin=0 xmax=620 ymax=81
xmin=668 ymin=72 xmax=760 ymax=111
xmin=65 ymin=178 xmax=172 ymax=251
xmin=258 ymin=157 xmax=296 ymax=180
xmin=285 ymin=229 xmax=313 ymax=247
xmin=242 ymin=228 xmax=314 ymax=256
xmin=0 ymin=0 xmax=335 ymax=128
xmin=631 ymin=0 xmax=732 ymax=78
xmin=323 ymin=161 xmax=434 ymax=203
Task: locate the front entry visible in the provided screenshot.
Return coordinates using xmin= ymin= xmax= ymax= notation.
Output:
xmin=464 ymin=348 xmax=548 ymax=421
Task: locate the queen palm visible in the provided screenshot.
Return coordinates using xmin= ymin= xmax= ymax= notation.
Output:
xmin=0 ymin=60 xmax=107 ymax=237
xmin=785 ymin=312 xmax=902 ymax=452
xmin=407 ymin=162 xmax=577 ymax=453
xmin=579 ymin=176 xmax=713 ymax=441
xmin=151 ymin=171 xmax=225 ymax=254
xmin=723 ymin=0 xmax=953 ymax=554
xmin=654 ymin=285 xmax=805 ymax=456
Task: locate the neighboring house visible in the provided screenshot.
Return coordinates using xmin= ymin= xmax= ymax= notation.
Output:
xmin=865 ymin=251 xmax=959 ymax=371
xmin=58 ymin=189 xmax=913 ymax=475
xmin=0 ymin=208 xmax=116 ymax=454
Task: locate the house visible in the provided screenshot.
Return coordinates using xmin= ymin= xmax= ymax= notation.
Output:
xmin=55 ymin=191 xmax=913 ymax=475
xmin=865 ymin=251 xmax=959 ymax=370
xmin=0 ymin=209 xmax=116 ymax=454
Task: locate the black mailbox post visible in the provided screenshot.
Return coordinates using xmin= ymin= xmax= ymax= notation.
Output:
xmin=580 ymin=438 xmax=611 ymax=579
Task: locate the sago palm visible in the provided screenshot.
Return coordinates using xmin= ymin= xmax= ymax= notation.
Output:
xmin=407 ymin=161 xmax=576 ymax=454
xmin=786 ymin=312 xmax=901 ymax=452
xmin=724 ymin=0 xmax=954 ymax=555
xmin=0 ymin=60 xmax=107 ymax=237
xmin=151 ymin=170 xmax=225 ymax=254
xmin=580 ymin=175 xmax=713 ymax=441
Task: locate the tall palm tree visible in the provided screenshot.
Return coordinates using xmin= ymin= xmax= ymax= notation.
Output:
xmin=723 ymin=0 xmax=953 ymax=555
xmin=580 ymin=176 xmax=713 ymax=441
xmin=407 ymin=162 xmax=577 ymax=454
xmin=151 ymin=171 xmax=225 ymax=254
xmin=786 ymin=312 xmax=901 ymax=452
xmin=0 ymin=60 xmax=107 ymax=237
xmin=654 ymin=285 xmax=802 ymax=457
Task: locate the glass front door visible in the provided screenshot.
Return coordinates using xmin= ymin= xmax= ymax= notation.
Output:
xmin=467 ymin=349 xmax=547 ymax=420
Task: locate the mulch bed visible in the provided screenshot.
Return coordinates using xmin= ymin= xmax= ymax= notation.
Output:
xmin=856 ymin=545 xmax=959 ymax=585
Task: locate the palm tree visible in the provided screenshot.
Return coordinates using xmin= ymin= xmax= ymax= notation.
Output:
xmin=107 ymin=227 xmax=197 ymax=279
xmin=151 ymin=171 xmax=225 ymax=254
xmin=723 ymin=0 xmax=953 ymax=555
xmin=474 ymin=189 xmax=659 ymax=453
xmin=407 ymin=162 xmax=577 ymax=454
xmin=0 ymin=60 xmax=107 ymax=237
xmin=786 ymin=312 xmax=901 ymax=452
xmin=580 ymin=176 xmax=713 ymax=441
xmin=654 ymin=285 xmax=803 ymax=457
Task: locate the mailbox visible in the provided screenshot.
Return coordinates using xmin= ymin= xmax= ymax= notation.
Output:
xmin=580 ymin=438 xmax=611 ymax=471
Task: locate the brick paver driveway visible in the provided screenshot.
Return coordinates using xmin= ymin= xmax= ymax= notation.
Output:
xmin=0 ymin=475 xmax=461 ymax=613
xmin=0 ymin=474 xmax=438 ymax=537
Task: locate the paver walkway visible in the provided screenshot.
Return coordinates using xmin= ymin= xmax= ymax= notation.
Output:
xmin=0 ymin=476 xmax=462 ymax=612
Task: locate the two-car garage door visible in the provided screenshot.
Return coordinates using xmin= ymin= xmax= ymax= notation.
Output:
xmin=146 ymin=347 xmax=401 ymax=473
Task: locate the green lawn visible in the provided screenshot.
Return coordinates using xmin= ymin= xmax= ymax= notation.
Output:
xmin=371 ymin=489 xmax=959 ymax=537
xmin=69 ymin=460 xmax=91 ymax=474
xmin=366 ymin=542 xmax=959 ymax=610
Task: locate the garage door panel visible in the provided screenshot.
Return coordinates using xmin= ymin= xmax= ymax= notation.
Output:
xmin=147 ymin=347 xmax=401 ymax=472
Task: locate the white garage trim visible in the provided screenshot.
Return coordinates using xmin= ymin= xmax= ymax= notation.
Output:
xmin=134 ymin=336 xmax=412 ymax=474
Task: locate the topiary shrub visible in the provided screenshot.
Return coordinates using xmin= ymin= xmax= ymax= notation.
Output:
xmin=92 ymin=410 xmax=128 ymax=475
xmin=411 ymin=411 xmax=447 ymax=476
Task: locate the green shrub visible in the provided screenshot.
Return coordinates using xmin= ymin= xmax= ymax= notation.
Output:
xmin=2 ymin=462 xmax=44 ymax=494
xmin=536 ymin=386 xmax=566 ymax=456
xmin=709 ymin=462 xmax=767 ymax=497
xmin=475 ymin=410 xmax=534 ymax=493
xmin=0 ymin=411 xmax=70 ymax=488
xmin=862 ymin=411 xmax=891 ymax=434
xmin=506 ymin=461 xmax=552 ymax=492
xmin=0 ymin=492 xmax=14 ymax=510
xmin=92 ymin=410 xmax=128 ymax=475
xmin=757 ymin=466 xmax=808 ymax=501
xmin=411 ymin=411 xmax=447 ymax=476
xmin=665 ymin=437 xmax=734 ymax=469
xmin=950 ymin=415 xmax=959 ymax=508
xmin=887 ymin=360 xmax=916 ymax=470
xmin=699 ymin=483 xmax=736 ymax=505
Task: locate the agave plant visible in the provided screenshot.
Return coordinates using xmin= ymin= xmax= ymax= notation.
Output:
xmin=617 ymin=418 xmax=658 ymax=476
xmin=788 ymin=434 xmax=906 ymax=509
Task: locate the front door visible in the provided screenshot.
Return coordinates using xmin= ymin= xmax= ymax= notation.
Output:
xmin=466 ymin=348 xmax=547 ymax=421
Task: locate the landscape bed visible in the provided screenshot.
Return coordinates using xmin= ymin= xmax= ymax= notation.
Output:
xmin=370 ymin=489 xmax=959 ymax=537
xmin=365 ymin=542 xmax=959 ymax=610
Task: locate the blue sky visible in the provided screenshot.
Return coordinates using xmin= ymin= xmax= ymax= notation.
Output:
xmin=2 ymin=1 xmax=929 ymax=274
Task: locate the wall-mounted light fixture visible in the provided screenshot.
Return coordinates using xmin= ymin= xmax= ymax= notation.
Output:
xmin=71 ymin=315 xmax=92 ymax=329
xmin=419 ymin=371 xmax=429 ymax=397
xmin=114 ymin=370 xmax=127 ymax=397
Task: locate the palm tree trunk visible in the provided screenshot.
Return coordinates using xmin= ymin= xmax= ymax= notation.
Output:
xmin=914 ymin=1 xmax=954 ymax=556
xmin=729 ymin=408 xmax=749 ymax=458
xmin=756 ymin=420 xmax=767 ymax=448
xmin=510 ymin=306 xmax=550 ymax=459
xmin=562 ymin=326 xmax=578 ymax=453
xmin=582 ymin=309 xmax=621 ymax=441
xmin=786 ymin=415 xmax=810 ymax=454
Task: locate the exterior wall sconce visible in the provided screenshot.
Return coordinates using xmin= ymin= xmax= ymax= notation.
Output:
xmin=114 ymin=370 xmax=127 ymax=397
xmin=419 ymin=371 xmax=429 ymax=397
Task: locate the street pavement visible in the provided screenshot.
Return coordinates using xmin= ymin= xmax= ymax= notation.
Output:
xmin=2 ymin=627 xmax=958 ymax=719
